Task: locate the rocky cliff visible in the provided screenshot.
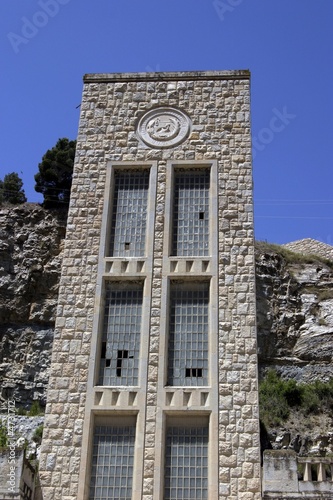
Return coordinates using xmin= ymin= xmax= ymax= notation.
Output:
xmin=255 ymin=240 xmax=333 ymax=455
xmin=0 ymin=204 xmax=66 ymax=406
xmin=0 ymin=205 xmax=332 ymax=453
xmin=256 ymin=240 xmax=333 ymax=382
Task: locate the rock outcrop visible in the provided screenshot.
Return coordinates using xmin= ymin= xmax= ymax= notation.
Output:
xmin=255 ymin=240 xmax=333 ymax=455
xmin=0 ymin=204 xmax=66 ymax=406
xmin=256 ymin=241 xmax=333 ymax=382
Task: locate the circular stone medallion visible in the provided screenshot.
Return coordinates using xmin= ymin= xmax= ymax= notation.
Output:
xmin=137 ymin=107 xmax=191 ymax=148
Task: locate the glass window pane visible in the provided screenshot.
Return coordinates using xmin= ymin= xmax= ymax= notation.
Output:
xmin=172 ymin=169 xmax=210 ymax=256
xmin=99 ymin=283 xmax=143 ymax=386
xmin=90 ymin=425 xmax=135 ymax=500
xmin=109 ymin=170 xmax=149 ymax=257
xmin=165 ymin=426 xmax=208 ymax=499
xmin=168 ymin=283 xmax=209 ymax=386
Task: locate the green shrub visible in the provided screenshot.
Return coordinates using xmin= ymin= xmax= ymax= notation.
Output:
xmin=301 ymin=386 xmax=320 ymax=414
xmin=259 ymin=370 xmax=333 ymax=427
xmin=28 ymin=401 xmax=44 ymax=416
xmin=259 ymin=370 xmax=291 ymax=426
xmin=283 ymin=379 xmax=303 ymax=407
xmin=0 ymin=423 xmax=8 ymax=448
xmin=16 ymin=407 xmax=27 ymax=416
xmin=32 ymin=425 xmax=44 ymax=445
xmin=301 ymin=379 xmax=333 ymax=414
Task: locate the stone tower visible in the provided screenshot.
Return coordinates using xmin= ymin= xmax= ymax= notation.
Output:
xmin=39 ymin=70 xmax=261 ymax=499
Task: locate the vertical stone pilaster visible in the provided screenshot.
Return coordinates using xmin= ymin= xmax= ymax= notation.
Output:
xmin=142 ymin=162 xmax=166 ymax=498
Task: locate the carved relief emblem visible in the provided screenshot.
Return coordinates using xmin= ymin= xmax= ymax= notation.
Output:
xmin=137 ymin=107 xmax=191 ymax=148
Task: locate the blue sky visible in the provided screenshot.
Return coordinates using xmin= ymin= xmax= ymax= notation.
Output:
xmin=1 ymin=0 xmax=332 ymax=245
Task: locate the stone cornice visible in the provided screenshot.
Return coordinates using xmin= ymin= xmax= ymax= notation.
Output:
xmin=83 ymin=69 xmax=250 ymax=83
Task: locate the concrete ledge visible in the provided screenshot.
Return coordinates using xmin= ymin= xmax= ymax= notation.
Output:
xmin=263 ymin=450 xmax=333 ymax=499
xmin=263 ymin=450 xmax=299 ymax=493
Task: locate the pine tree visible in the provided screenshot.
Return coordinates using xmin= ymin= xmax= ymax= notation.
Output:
xmin=34 ymin=138 xmax=76 ymax=209
xmin=0 ymin=172 xmax=27 ymax=205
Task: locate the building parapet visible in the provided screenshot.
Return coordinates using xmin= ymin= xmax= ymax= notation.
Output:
xmin=83 ymin=69 xmax=251 ymax=83
xmin=263 ymin=450 xmax=333 ymax=499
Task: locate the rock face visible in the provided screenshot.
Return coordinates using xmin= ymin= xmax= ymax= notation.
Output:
xmin=0 ymin=206 xmax=332 ymax=454
xmin=255 ymin=241 xmax=333 ymax=456
xmin=0 ymin=204 xmax=66 ymax=407
xmin=256 ymin=241 xmax=333 ymax=382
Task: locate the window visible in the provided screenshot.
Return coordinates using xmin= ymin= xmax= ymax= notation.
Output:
xmin=90 ymin=421 xmax=136 ymax=500
xmin=99 ymin=283 xmax=143 ymax=386
xmin=164 ymin=423 xmax=209 ymax=499
xmin=109 ymin=170 xmax=149 ymax=257
xmin=167 ymin=282 xmax=209 ymax=386
xmin=172 ymin=169 xmax=210 ymax=256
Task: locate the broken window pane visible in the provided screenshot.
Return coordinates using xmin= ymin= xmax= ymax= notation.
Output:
xmin=99 ymin=283 xmax=142 ymax=386
xmin=167 ymin=282 xmax=209 ymax=386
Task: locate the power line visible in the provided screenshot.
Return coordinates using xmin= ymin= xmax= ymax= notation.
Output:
xmin=256 ymin=200 xmax=333 ymax=206
xmin=256 ymin=199 xmax=333 ymax=202
xmin=256 ymin=215 xmax=333 ymax=220
xmin=256 ymin=202 xmax=333 ymax=206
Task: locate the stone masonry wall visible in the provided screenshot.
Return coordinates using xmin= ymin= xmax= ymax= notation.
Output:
xmin=39 ymin=71 xmax=261 ymax=499
xmin=216 ymin=79 xmax=261 ymax=498
xmin=283 ymin=238 xmax=333 ymax=261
